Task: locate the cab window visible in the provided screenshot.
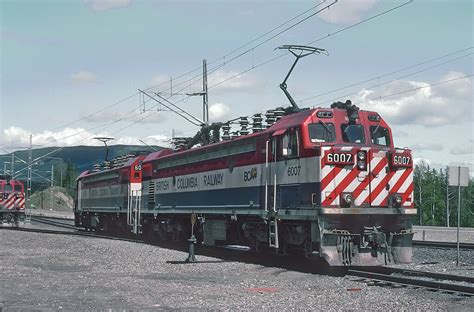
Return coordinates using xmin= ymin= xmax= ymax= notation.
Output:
xmin=341 ymin=124 xmax=365 ymax=143
xmin=308 ymin=122 xmax=335 ymax=142
xmin=370 ymin=126 xmax=390 ymax=146
xmin=277 ymin=129 xmax=299 ymax=159
xmin=3 ymin=184 xmax=12 ymax=192
xmin=14 ymin=184 xmax=23 ymax=192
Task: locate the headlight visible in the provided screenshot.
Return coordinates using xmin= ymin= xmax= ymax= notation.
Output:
xmin=392 ymin=194 xmax=403 ymax=207
xmin=357 ymin=160 xmax=366 ymax=170
xmin=343 ymin=193 xmax=353 ymax=204
xmin=395 ymin=194 xmax=403 ymax=204
xmin=357 ymin=151 xmax=366 ymax=160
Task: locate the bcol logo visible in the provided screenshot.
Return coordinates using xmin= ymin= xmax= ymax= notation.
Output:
xmin=244 ymin=167 xmax=258 ymax=182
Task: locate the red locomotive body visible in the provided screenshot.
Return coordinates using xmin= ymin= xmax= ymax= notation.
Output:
xmin=75 ymin=103 xmax=415 ymax=266
xmin=0 ymin=178 xmax=26 ymax=226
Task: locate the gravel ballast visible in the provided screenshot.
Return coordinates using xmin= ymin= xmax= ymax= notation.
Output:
xmin=1 ymin=230 xmax=473 ymax=311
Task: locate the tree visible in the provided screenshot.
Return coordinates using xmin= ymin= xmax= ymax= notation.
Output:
xmin=413 ymin=163 xmax=473 ymax=227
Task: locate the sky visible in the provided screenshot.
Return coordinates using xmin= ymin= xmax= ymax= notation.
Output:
xmin=1 ymin=0 xmax=473 ymax=173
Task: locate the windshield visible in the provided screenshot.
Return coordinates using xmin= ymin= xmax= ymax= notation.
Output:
xmin=341 ymin=124 xmax=365 ymax=143
xmin=308 ymin=123 xmax=335 ymax=142
xmin=371 ymin=126 xmax=390 ymax=146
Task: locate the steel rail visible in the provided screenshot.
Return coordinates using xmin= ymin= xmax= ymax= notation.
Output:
xmin=30 ymin=216 xmax=76 ymax=229
xmin=348 ymin=267 xmax=474 ymax=296
xmin=413 ymin=240 xmax=474 ymax=250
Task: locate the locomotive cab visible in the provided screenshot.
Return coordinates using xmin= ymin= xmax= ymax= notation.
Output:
xmin=293 ymin=103 xmax=416 ymax=266
xmin=0 ymin=179 xmax=26 ymax=226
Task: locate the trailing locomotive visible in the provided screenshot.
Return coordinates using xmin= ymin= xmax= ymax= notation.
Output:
xmin=74 ymin=101 xmax=415 ymax=266
xmin=0 ymin=177 xmax=26 ymax=226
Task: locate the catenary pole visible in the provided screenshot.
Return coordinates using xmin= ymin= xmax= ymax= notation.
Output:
xmin=457 ymin=166 xmax=461 ymax=266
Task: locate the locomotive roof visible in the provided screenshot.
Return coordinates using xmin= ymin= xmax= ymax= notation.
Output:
xmin=80 ymin=106 xmax=388 ymax=177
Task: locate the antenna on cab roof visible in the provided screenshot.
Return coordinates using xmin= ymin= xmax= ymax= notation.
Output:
xmin=276 ymin=45 xmax=328 ymax=112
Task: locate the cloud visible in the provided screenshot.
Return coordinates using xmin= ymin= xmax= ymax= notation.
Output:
xmin=1 ymin=126 xmax=170 ymax=149
xmin=70 ymin=71 xmax=97 ymax=84
xmin=451 ymin=142 xmax=474 ymax=155
xmin=208 ymin=69 xmax=263 ymax=93
xmin=83 ymin=0 xmax=131 ymax=11
xmin=356 ymin=72 xmax=472 ymax=127
xmin=318 ymin=0 xmax=378 ymax=25
xmin=411 ymin=143 xmax=444 ymax=151
xmin=149 ymin=74 xmax=170 ymax=88
xmin=395 ymin=129 xmax=409 ymax=137
xmin=209 ymin=103 xmax=231 ymax=122
xmin=81 ymin=110 xmax=166 ymax=124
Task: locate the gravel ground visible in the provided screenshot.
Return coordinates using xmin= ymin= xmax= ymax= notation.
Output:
xmin=1 ymin=230 xmax=473 ymax=311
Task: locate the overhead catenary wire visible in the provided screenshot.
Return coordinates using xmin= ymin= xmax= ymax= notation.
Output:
xmin=300 ymin=47 xmax=474 ymax=103
xmin=352 ymin=74 xmax=473 ymax=106
xmin=206 ymin=0 xmax=414 ymax=89
xmin=8 ymin=0 xmax=330 ymax=147
xmin=310 ymin=52 xmax=473 ymax=107
xmin=139 ymin=90 xmax=203 ymax=126
xmin=143 ymin=0 xmax=332 ymax=93
xmin=12 ymin=0 xmax=415 ymax=149
xmin=37 ymin=0 xmax=415 ymax=146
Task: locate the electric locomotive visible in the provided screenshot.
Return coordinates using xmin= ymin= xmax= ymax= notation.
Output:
xmin=75 ymin=100 xmax=415 ymax=266
xmin=0 ymin=177 xmax=26 ymax=226
xmin=75 ymin=45 xmax=415 ymax=266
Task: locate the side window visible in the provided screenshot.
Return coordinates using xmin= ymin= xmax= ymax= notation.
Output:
xmin=278 ymin=129 xmax=299 ymax=159
xmin=308 ymin=123 xmax=335 ymax=142
xmin=14 ymin=184 xmax=23 ymax=192
xmin=3 ymin=184 xmax=12 ymax=192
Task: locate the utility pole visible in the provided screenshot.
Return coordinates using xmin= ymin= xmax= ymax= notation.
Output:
xmin=11 ymin=153 xmax=15 ymax=177
xmin=186 ymin=59 xmax=209 ymax=125
xmin=418 ymin=175 xmax=423 ymax=226
xmin=431 ymin=181 xmax=435 ymax=222
xmin=446 ymin=181 xmax=450 ymax=227
xmin=51 ymin=164 xmax=54 ymax=187
xmin=203 ymin=59 xmax=209 ymax=125
xmin=26 ymin=134 xmax=32 ymax=221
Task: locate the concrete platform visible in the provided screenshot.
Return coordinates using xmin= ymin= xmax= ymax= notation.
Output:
xmin=413 ymin=226 xmax=474 ymax=243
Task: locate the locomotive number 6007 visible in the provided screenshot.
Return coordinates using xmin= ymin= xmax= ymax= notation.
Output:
xmin=326 ymin=153 xmax=354 ymax=165
xmin=392 ymin=155 xmax=411 ymax=167
xmin=287 ymin=165 xmax=301 ymax=176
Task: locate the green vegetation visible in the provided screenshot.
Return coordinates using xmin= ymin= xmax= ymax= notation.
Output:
xmin=413 ymin=162 xmax=474 ymax=227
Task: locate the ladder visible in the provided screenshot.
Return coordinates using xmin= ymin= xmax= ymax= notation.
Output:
xmin=268 ymin=215 xmax=279 ymax=248
xmin=127 ymin=187 xmax=142 ymax=234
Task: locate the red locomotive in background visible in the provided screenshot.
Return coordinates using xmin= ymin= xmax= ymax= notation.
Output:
xmin=0 ymin=177 xmax=26 ymax=226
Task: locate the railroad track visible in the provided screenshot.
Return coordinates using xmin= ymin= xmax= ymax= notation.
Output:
xmin=6 ymin=217 xmax=145 ymax=245
xmin=30 ymin=215 xmax=76 ymax=230
xmin=11 ymin=216 xmax=474 ymax=297
xmin=348 ymin=267 xmax=474 ymax=296
xmin=413 ymin=240 xmax=474 ymax=250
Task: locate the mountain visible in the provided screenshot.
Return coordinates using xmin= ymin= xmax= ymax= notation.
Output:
xmin=0 ymin=145 xmax=163 ymax=189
